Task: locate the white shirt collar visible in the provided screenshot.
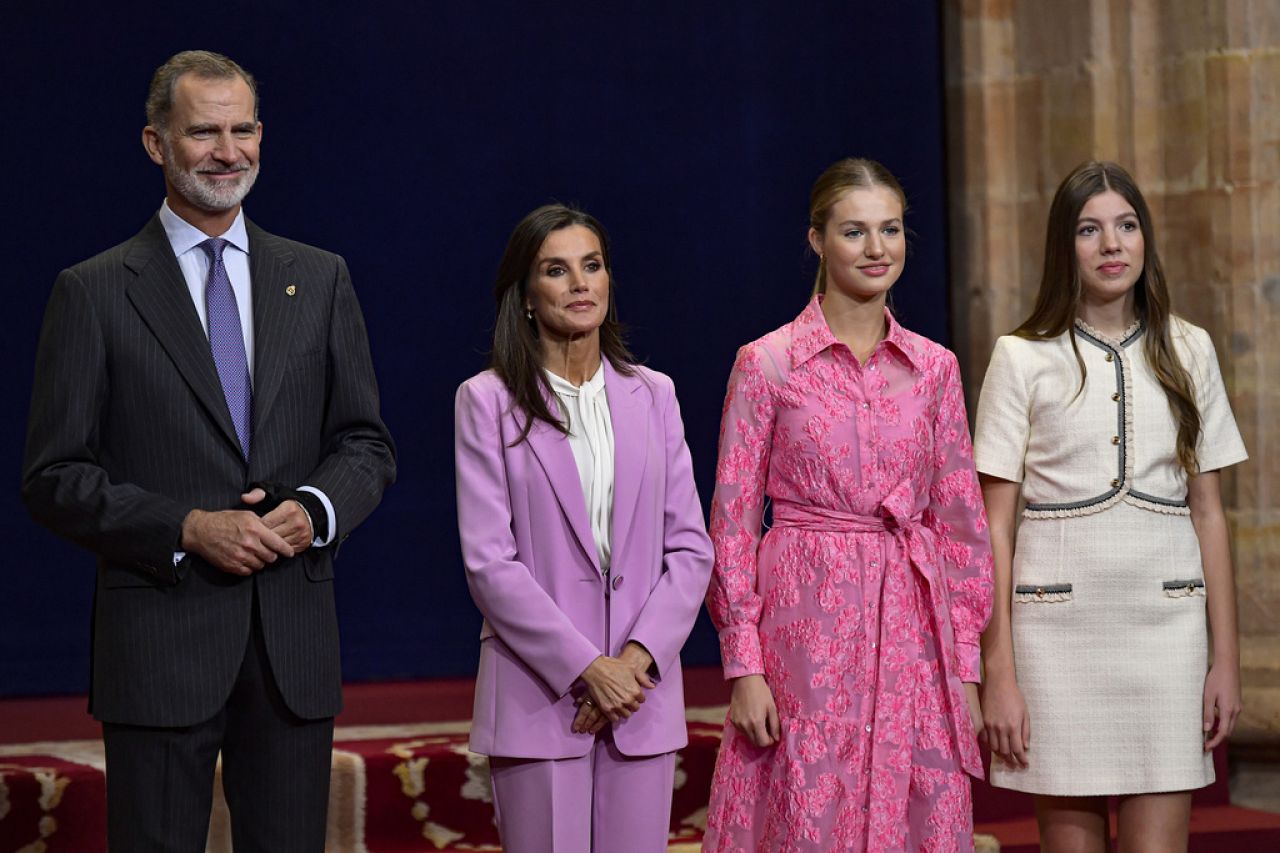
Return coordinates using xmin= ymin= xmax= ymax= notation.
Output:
xmin=544 ymin=361 xmax=606 ymax=398
xmin=158 ymin=200 xmax=250 ymax=258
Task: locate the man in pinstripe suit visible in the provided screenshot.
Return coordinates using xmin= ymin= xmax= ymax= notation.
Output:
xmin=22 ymin=51 xmax=396 ymax=851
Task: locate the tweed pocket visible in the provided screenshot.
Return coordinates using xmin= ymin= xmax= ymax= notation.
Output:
xmin=1014 ymin=583 xmax=1073 ymax=603
xmin=1162 ymin=578 xmax=1205 ymax=598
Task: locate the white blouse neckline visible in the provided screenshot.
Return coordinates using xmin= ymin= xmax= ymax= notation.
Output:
xmin=544 ymin=362 xmax=614 ymax=572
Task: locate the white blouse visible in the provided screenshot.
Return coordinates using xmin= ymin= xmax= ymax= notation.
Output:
xmin=545 ymin=364 xmax=615 ymax=571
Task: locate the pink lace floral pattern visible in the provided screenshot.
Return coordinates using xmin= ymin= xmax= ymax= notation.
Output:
xmin=703 ymin=297 xmax=994 ymax=852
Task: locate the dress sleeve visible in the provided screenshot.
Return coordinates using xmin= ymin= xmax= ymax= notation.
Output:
xmin=1189 ymin=327 xmax=1248 ymax=473
xmin=705 ymin=344 xmax=776 ymax=679
xmin=973 ymin=336 xmax=1031 ymax=482
xmin=927 ymin=352 xmax=995 ymax=683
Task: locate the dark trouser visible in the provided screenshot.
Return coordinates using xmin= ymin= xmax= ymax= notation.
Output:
xmin=102 ymin=590 xmax=334 ymax=852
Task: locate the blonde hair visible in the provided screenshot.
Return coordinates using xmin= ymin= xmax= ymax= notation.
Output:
xmin=808 ymin=157 xmax=907 ymax=294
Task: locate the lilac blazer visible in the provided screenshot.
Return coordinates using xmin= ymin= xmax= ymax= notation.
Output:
xmin=455 ymin=361 xmax=713 ymax=759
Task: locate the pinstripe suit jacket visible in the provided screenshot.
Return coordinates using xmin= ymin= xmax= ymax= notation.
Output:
xmin=22 ymin=214 xmax=396 ymax=727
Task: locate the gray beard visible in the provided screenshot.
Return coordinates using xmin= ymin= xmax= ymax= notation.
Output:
xmin=163 ymin=146 xmax=259 ymax=212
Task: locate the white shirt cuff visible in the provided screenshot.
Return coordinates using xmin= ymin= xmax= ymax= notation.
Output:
xmin=298 ymin=485 xmax=338 ymax=547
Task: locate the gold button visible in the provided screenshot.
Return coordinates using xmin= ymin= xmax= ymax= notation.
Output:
xmin=1111 ymin=392 xmax=1120 ymax=402
xmin=1186 ymin=583 xmax=1196 ymax=594
xmin=1111 ymin=436 xmax=1120 ymax=445
xmin=1110 ymin=478 xmax=1120 ymax=488
xmin=1035 ymin=587 xmax=1045 ymax=600
xmin=1105 ymin=352 xmax=1114 ymax=362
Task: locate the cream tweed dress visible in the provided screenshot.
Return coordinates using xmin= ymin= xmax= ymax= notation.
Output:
xmin=973 ymin=317 xmax=1247 ymax=795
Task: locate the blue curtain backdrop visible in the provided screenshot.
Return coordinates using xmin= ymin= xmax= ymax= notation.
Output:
xmin=1 ymin=1 xmax=949 ymax=696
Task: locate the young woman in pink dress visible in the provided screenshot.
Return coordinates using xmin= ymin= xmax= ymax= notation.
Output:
xmin=702 ymin=158 xmax=994 ymax=852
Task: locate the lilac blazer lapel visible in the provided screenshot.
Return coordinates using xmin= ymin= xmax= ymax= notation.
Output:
xmin=524 ymin=401 xmax=602 ymax=575
xmin=605 ymin=361 xmax=648 ymax=562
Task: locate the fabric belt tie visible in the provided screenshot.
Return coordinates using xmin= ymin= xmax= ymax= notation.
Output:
xmin=771 ymin=500 xmax=922 ymax=536
xmin=768 ymin=498 xmax=983 ymax=778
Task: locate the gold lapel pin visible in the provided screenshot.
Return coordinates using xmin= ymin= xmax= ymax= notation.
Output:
xmin=285 ymin=285 xmax=297 ymax=296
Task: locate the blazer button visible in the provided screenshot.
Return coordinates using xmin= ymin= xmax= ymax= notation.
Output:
xmin=1111 ymin=436 xmax=1120 ymax=445
xmin=612 ymin=575 xmax=623 ymax=591
xmin=1111 ymin=478 xmax=1120 ymax=488
xmin=1111 ymin=392 xmax=1120 ymax=402
xmin=1105 ymin=352 xmax=1114 ymax=362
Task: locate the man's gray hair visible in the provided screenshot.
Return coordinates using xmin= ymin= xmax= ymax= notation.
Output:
xmin=146 ymin=50 xmax=258 ymax=133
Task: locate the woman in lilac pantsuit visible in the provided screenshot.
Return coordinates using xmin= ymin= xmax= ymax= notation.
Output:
xmin=454 ymin=204 xmax=714 ymax=853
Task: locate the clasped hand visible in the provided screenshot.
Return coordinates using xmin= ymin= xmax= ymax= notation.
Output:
xmin=181 ymin=488 xmax=314 ymax=576
xmin=572 ymin=643 xmax=655 ymax=735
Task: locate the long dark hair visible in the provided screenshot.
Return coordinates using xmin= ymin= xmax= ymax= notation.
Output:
xmin=489 ymin=204 xmax=636 ymax=444
xmin=1014 ymin=161 xmax=1201 ymax=472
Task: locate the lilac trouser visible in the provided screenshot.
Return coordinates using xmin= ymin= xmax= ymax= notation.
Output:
xmin=489 ymin=733 xmax=676 ymax=853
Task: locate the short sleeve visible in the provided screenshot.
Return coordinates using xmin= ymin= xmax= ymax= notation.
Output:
xmin=973 ymin=336 xmax=1031 ymax=482
xmin=1188 ymin=327 xmax=1248 ymax=473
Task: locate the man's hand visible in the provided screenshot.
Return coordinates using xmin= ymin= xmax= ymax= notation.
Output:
xmin=246 ymin=487 xmax=314 ymax=553
xmin=181 ymin=495 xmax=295 ymax=576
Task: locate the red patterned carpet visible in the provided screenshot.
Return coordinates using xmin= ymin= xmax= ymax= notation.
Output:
xmin=3 ymin=669 xmax=1279 ymax=851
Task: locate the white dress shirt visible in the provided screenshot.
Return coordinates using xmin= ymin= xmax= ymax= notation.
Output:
xmin=159 ymin=201 xmax=255 ymax=376
xmin=545 ymin=364 xmax=615 ymax=572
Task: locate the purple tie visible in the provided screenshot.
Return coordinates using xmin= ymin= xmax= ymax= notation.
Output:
xmin=199 ymin=238 xmax=252 ymax=459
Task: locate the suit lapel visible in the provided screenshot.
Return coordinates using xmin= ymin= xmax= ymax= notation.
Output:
xmin=245 ymin=221 xmax=297 ymax=455
xmin=524 ymin=397 xmax=602 ymax=575
xmin=605 ymin=362 xmax=648 ymax=562
xmin=124 ymin=216 xmax=243 ymax=458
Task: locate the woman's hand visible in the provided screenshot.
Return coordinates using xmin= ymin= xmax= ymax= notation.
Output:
xmin=618 ymin=641 xmax=658 ymax=689
xmin=1203 ymin=661 xmax=1242 ymax=751
xmin=572 ymin=643 xmax=657 ymax=734
xmin=579 ymin=655 xmax=646 ymax=722
xmin=982 ymin=673 xmax=1031 ymax=769
xmin=729 ymin=674 xmax=781 ymax=748
xmin=571 ymin=694 xmax=609 ymax=735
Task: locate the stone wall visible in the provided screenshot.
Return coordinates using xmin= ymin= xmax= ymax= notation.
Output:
xmin=944 ymin=0 xmax=1280 ymax=749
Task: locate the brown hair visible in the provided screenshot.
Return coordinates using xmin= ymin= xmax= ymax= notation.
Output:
xmin=489 ymin=204 xmax=636 ymax=444
xmin=146 ymin=50 xmax=258 ymax=133
xmin=808 ymin=157 xmax=908 ymax=295
xmin=1014 ymin=161 xmax=1201 ymax=472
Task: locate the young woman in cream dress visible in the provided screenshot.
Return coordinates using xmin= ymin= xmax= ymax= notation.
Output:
xmin=974 ymin=161 xmax=1247 ymax=851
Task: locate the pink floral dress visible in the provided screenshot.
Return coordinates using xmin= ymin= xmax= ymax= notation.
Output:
xmin=703 ymin=297 xmax=994 ymax=852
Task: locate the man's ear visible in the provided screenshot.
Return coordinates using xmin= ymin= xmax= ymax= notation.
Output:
xmin=142 ymin=126 xmax=165 ymax=167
